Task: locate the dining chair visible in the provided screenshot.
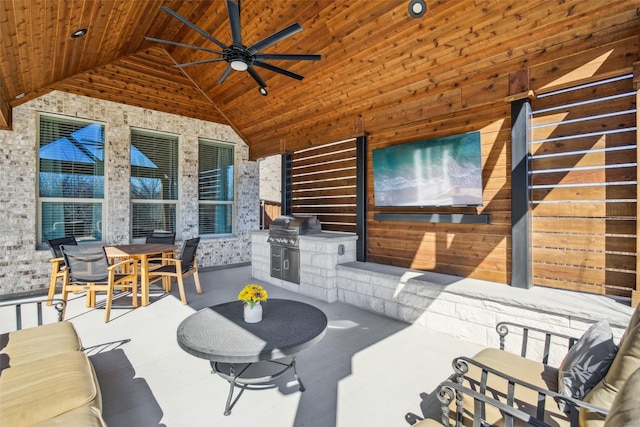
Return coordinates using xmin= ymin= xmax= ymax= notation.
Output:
xmin=46 ymin=236 xmax=78 ymax=305
xmin=147 ymin=237 xmax=202 ymax=305
xmin=145 ymin=230 xmax=177 ymax=269
xmin=60 ymin=245 xmax=139 ymax=322
xmin=145 ymin=230 xmax=176 ymax=245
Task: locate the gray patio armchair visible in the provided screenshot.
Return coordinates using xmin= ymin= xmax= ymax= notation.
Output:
xmin=45 ymin=236 xmax=78 ymax=305
xmin=61 ymin=245 xmax=138 ymax=322
xmin=415 ymin=305 xmax=640 ymax=427
xmin=145 ymin=230 xmax=177 ymax=271
xmin=147 ymin=237 xmax=202 ymax=305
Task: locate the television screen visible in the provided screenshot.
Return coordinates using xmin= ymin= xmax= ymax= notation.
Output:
xmin=372 ymin=131 xmax=483 ymax=207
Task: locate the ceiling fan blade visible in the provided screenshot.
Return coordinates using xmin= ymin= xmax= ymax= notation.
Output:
xmin=248 ymin=23 xmax=302 ymax=54
xmin=217 ymin=65 xmax=233 ymax=84
xmin=253 ymin=61 xmax=304 ymax=81
xmin=247 ymin=66 xmax=268 ymax=88
xmin=145 ymin=37 xmax=223 ymax=55
xmin=226 ymin=0 xmax=242 ymax=47
xmin=254 ymin=53 xmax=321 ymax=61
xmin=173 ymin=58 xmax=226 ymax=68
xmin=160 ymin=6 xmax=228 ymax=51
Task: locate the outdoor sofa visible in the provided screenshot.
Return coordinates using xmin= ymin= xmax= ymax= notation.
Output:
xmin=0 ymin=299 xmax=106 ymax=426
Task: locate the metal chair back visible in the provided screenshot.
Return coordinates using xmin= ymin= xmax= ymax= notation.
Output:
xmin=60 ymin=245 xmax=110 ymax=283
xmin=47 ymin=236 xmax=78 ymax=258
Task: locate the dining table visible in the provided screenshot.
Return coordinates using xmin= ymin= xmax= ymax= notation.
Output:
xmin=105 ymin=243 xmax=177 ymax=306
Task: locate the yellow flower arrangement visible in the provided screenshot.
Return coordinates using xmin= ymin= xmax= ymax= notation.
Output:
xmin=238 ymin=284 xmax=268 ymax=308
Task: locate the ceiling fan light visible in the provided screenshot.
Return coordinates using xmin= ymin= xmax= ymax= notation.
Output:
xmin=230 ymin=59 xmax=248 ymax=71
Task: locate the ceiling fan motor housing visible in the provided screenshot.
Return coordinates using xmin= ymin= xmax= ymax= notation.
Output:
xmin=225 ymin=47 xmax=251 ymax=70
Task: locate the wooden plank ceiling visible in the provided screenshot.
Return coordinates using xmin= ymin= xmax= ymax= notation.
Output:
xmin=1 ymin=0 xmax=638 ymax=160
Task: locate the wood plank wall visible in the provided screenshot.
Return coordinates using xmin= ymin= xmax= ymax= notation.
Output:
xmin=260 ymin=200 xmax=281 ymax=230
xmin=530 ymin=74 xmax=637 ymax=298
xmin=291 ymin=139 xmax=357 ymax=233
xmin=367 ymin=104 xmax=512 ymax=284
xmin=363 ymin=36 xmax=638 ymax=294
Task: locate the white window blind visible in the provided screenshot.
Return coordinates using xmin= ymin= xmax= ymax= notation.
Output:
xmin=199 ymin=140 xmax=234 ymax=235
xmin=130 ymin=129 xmax=179 ymax=239
xmin=38 ymin=115 xmax=105 ymax=245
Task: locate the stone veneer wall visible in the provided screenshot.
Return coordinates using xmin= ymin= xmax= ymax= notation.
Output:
xmin=0 ymin=91 xmax=258 ymax=296
xmin=336 ymin=261 xmax=634 ymax=365
xmin=251 ymin=230 xmax=357 ymax=302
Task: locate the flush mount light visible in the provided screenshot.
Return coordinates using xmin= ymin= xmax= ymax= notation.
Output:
xmin=230 ymin=59 xmax=249 ymax=71
xmin=408 ymin=0 xmax=427 ymax=18
xmin=70 ymin=28 xmax=87 ymax=39
xmin=258 ymin=87 xmax=268 ymax=96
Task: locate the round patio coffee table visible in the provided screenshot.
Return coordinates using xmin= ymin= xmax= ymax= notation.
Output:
xmin=177 ymin=298 xmax=328 ymax=415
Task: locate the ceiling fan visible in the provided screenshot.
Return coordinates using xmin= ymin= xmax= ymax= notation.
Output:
xmin=145 ymin=0 xmax=321 ymax=96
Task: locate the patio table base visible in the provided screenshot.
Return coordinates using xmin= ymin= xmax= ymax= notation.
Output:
xmin=210 ymin=355 xmax=304 ymax=416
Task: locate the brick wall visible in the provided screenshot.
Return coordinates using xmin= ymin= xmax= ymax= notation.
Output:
xmin=258 ymin=154 xmax=281 ymax=203
xmin=0 ymin=91 xmax=259 ymax=296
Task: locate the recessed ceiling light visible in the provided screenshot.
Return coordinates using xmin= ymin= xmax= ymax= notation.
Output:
xmin=71 ymin=28 xmax=87 ymax=39
xmin=15 ymin=93 xmax=25 ymax=99
xmin=408 ymin=0 xmax=427 ymax=18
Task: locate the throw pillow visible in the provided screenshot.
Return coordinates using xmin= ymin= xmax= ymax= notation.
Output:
xmin=582 ymin=319 xmax=640 ymax=426
xmin=557 ymin=320 xmax=618 ymax=413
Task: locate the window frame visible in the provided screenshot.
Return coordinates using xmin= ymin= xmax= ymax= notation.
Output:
xmin=129 ymin=128 xmax=180 ymax=242
xmin=198 ymin=139 xmax=236 ymax=237
xmin=37 ymin=113 xmax=106 ymax=248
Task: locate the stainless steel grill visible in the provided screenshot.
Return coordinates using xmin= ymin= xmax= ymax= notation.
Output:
xmin=268 ymin=215 xmax=321 ymax=284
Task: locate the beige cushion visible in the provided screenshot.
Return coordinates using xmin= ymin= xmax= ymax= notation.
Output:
xmin=582 ymin=320 xmax=640 ymax=427
xmin=619 ymin=304 xmax=640 ymax=346
xmin=603 ymin=367 xmax=640 ymax=427
xmin=458 ymin=348 xmax=569 ymax=427
xmin=412 ymin=418 xmax=444 ymax=427
xmin=33 ymin=406 xmax=106 ymax=427
xmin=0 ymin=321 xmax=82 ymax=369
xmin=0 ymin=351 xmax=101 ymax=426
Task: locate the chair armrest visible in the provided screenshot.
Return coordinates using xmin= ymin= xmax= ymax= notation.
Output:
xmin=147 ymin=257 xmax=180 ymax=264
xmin=108 ymin=257 xmax=138 ymax=274
xmin=434 ymin=380 xmax=553 ymax=427
xmin=496 ymin=321 xmax=580 ymax=364
xmin=0 ymin=298 xmax=67 ymax=331
xmin=452 ymin=356 xmax=609 ymax=426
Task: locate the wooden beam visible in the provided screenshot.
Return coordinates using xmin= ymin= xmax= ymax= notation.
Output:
xmin=0 ymin=78 xmax=11 ymax=130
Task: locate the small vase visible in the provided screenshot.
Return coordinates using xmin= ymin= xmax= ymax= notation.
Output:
xmin=243 ymin=302 xmax=263 ymax=323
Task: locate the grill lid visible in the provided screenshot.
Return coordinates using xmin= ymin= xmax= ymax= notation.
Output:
xmin=269 ymin=215 xmax=321 ymax=234
xmin=268 ymin=215 xmax=322 ymax=246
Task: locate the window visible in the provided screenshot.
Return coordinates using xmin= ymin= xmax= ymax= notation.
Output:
xmin=130 ymin=129 xmax=179 ymax=239
xmin=38 ymin=115 xmax=104 ymax=245
xmin=199 ymin=140 xmax=234 ymax=235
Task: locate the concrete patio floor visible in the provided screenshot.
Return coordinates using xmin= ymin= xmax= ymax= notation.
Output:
xmin=12 ymin=265 xmax=484 ymax=427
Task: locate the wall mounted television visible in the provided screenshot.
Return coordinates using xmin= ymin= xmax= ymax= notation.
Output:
xmin=372 ymin=131 xmax=483 ymax=207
